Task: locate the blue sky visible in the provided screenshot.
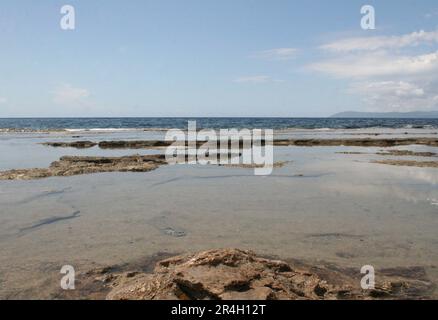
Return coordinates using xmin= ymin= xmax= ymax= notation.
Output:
xmin=1 ymin=0 xmax=438 ymax=117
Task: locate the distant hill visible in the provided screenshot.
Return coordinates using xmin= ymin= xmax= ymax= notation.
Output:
xmin=330 ymin=111 xmax=438 ymax=118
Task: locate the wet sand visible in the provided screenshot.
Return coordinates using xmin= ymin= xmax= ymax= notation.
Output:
xmin=0 ymin=128 xmax=437 ymax=299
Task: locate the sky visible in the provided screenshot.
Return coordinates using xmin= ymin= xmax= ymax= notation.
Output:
xmin=1 ymin=0 xmax=438 ymax=117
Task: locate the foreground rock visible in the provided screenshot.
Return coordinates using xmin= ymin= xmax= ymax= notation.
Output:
xmin=105 ymin=249 xmax=336 ymax=300
xmin=99 ymin=249 xmax=434 ymax=300
xmin=0 ymin=154 xmax=167 ymax=180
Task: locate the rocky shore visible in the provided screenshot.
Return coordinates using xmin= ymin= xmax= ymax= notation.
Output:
xmin=42 ymin=140 xmax=245 ymax=149
xmin=376 ymin=150 xmax=437 ymax=157
xmin=40 ymin=138 xmax=438 ymax=149
xmin=41 ymin=141 xmax=98 ymax=148
xmin=99 ymin=140 xmax=174 ymax=149
xmin=274 ymin=138 xmax=438 ymax=147
xmin=373 ymin=160 xmax=438 ymax=168
xmin=0 ymin=153 xmax=244 ymax=180
xmin=338 ymin=150 xmax=437 ymax=157
xmin=3 ymin=137 xmax=438 ymax=181
xmin=0 ymin=154 xmax=167 ymax=180
xmin=57 ymin=249 xmax=434 ymax=300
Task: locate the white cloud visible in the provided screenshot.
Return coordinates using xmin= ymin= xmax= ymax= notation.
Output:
xmin=310 ymin=29 xmax=438 ymax=112
xmin=52 ymin=84 xmax=90 ymax=105
xmin=0 ymin=97 xmax=7 ymax=104
xmin=233 ymin=75 xmax=273 ymax=83
xmin=348 ymin=81 xmax=438 ymax=112
xmin=320 ymin=30 xmax=438 ymax=52
xmin=309 ymin=51 xmax=438 ymax=78
xmin=353 ymin=81 xmax=425 ymax=98
xmin=253 ymin=48 xmax=298 ymax=60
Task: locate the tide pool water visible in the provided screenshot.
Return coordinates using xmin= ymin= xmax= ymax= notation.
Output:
xmin=0 ymin=127 xmax=437 ymax=298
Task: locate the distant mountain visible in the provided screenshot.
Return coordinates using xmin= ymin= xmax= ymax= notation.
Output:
xmin=330 ymin=111 xmax=438 ymax=118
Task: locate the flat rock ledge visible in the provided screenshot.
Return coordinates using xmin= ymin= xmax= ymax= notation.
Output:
xmin=41 ymin=141 xmax=97 ymax=148
xmin=373 ymin=160 xmax=438 ymax=168
xmin=41 ymin=138 xmax=438 ymax=149
xmin=100 ymin=249 xmax=432 ymax=300
xmin=0 ymin=154 xmax=167 ymax=180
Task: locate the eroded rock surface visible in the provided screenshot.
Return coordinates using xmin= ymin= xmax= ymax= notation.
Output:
xmin=98 ymin=140 xmax=171 ymax=149
xmin=101 ymin=249 xmax=434 ymax=300
xmin=275 ymin=138 xmax=438 ymax=147
xmin=41 ymin=138 xmax=438 ymax=149
xmin=337 ymin=150 xmax=438 ymax=157
xmin=106 ymin=249 xmax=337 ymax=300
xmin=0 ymin=154 xmax=167 ymax=180
xmin=219 ymin=161 xmax=289 ymax=169
xmin=376 ymin=150 xmax=437 ymax=157
xmin=41 ymin=141 xmax=97 ymax=148
xmin=373 ymin=160 xmax=438 ymax=168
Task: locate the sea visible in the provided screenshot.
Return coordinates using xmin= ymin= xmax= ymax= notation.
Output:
xmin=1 ymin=117 xmax=438 ymax=131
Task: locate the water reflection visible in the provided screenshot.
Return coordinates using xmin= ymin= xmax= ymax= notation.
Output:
xmin=0 ymin=130 xmax=437 ymax=298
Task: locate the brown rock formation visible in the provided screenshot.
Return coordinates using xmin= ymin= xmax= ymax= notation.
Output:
xmin=373 ymin=160 xmax=438 ymax=168
xmin=0 ymin=154 xmax=167 ymax=180
xmin=219 ymin=161 xmax=289 ymax=169
xmin=41 ymin=141 xmax=97 ymax=148
xmin=41 ymin=138 xmax=438 ymax=149
xmin=98 ymin=140 xmax=171 ymax=149
xmin=101 ymin=248 xmax=433 ymax=300
xmin=274 ymin=138 xmax=438 ymax=147
xmin=376 ymin=150 xmax=437 ymax=157
xmin=106 ymin=249 xmax=338 ymax=300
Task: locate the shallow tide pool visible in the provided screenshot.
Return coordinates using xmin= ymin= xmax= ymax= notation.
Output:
xmin=0 ymin=130 xmax=437 ymax=298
